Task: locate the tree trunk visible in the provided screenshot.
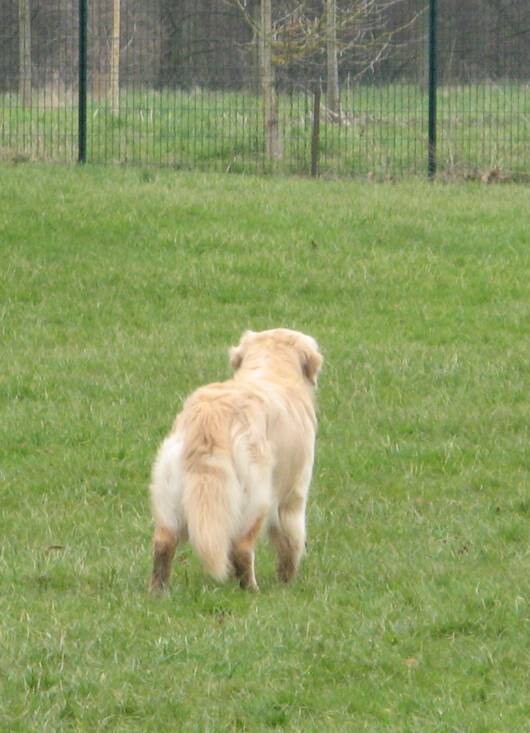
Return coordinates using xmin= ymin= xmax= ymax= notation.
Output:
xmin=326 ymin=0 xmax=340 ymax=118
xmin=260 ymin=0 xmax=282 ymax=162
xmin=18 ymin=0 xmax=31 ymax=106
xmin=110 ymin=0 xmax=120 ymax=114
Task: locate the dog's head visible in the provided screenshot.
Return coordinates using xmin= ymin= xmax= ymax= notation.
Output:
xmin=229 ymin=328 xmax=323 ymax=386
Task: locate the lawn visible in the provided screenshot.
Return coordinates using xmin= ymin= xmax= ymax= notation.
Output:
xmin=0 ymin=164 xmax=529 ymax=732
xmin=1 ymin=83 xmax=529 ymax=178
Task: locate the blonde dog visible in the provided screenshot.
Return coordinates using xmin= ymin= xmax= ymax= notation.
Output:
xmin=149 ymin=328 xmax=323 ymax=591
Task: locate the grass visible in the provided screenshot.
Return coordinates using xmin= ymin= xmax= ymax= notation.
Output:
xmin=1 ymin=83 xmax=529 ymax=178
xmin=1 ymin=163 xmax=529 ymax=732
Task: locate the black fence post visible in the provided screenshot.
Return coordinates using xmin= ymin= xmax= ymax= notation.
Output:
xmin=428 ymin=0 xmax=437 ymax=178
xmin=311 ymin=83 xmax=321 ymax=178
xmin=78 ymin=0 xmax=87 ymax=163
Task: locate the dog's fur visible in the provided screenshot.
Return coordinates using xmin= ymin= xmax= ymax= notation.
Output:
xmin=149 ymin=328 xmax=322 ymax=591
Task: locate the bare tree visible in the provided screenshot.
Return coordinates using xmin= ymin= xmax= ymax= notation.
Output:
xmin=326 ymin=0 xmax=339 ymax=115
xmin=110 ymin=0 xmax=120 ymax=114
xmin=18 ymin=0 xmax=31 ymax=106
xmin=231 ymin=0 xmax=423 ymax=125
xmin=260 ymin=0 xmax=282 ymax=161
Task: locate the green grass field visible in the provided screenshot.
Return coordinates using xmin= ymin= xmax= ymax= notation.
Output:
xmin=1 ymin=83 xmax=529 ymax=178
xmin=1 ymin=164 xmax=529 ymax=732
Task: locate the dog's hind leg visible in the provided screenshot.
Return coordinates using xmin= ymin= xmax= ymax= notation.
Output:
xmin=230 ymin=514 xmax=266 ymax=591
xmin=149 ymin=435 xmax=186 ymax=592
xmin=269 ymin=494 xmax=307 ymax=583
xmin=231 ymin=440 xmax=272 ymax=590
xmin=150 ymin=525 xmax=186 ymax=592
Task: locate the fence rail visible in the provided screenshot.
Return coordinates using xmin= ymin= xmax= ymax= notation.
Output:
xmin=1 ymin=0 xmax=528 ymax=179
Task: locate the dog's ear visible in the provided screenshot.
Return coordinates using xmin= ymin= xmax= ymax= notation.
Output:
xmin=229 ymin=345 xmax=243 ymax=371
xmin=298 ymin=338 xmax=323 ymax=386
xmin=229 ymin=330 xmax=256 ymax=371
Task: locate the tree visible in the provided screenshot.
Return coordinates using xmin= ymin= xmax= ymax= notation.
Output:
xmin=260 ymin=0 xmax=282 ymax=161
xmin=18 ymin=0 xmax=31 ymax=106
xmin=110 ymin=0 xmax=120 ymax=114
xmin=326 ymin=0 xmax=339 ymax=116
xmin=232 ymin=0 xmax=424 ymax=125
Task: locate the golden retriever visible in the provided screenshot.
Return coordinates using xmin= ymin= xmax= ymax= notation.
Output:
xmin=149 ymin=328 xmax=323 ymax=591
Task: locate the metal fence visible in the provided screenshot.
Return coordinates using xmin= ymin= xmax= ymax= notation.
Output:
xmin=1 ymin=0 xmax=528 ymax=179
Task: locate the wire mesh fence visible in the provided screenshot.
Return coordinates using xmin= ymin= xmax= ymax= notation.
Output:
xmin=0 ymin=0 xmax=528 ymax=179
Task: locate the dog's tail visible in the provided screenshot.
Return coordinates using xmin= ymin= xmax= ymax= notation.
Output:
xmin=183 ymin=463 xmax=239 ymax=580
xmin=181 ymin=401 xmax=240 ymax=581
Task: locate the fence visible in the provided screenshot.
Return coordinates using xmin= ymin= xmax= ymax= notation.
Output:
xmin=0 ymin=0 xmax=528 ymax=179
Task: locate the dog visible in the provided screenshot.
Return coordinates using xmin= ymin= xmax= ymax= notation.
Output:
xmin=149 ymin=328 xmax=323 ymax=591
